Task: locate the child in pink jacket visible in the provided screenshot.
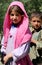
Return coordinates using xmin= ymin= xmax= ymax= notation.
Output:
xmin=1 ymin=1 xmax=33 ymax=65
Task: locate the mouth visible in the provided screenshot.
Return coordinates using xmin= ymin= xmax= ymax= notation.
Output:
xmin=13 ymin=20 xmax=17 ymax=22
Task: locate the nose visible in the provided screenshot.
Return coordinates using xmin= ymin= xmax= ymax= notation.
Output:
xmin=14 ymin=15 xmax=16 ymax=19
xmin=35 ymin=21 xmax=38 ymax=25
xmin=12 ymin=15 xmax=16 ymax=21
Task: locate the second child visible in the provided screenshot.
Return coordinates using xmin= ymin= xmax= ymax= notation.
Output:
xmin=29 ymin=12 xmax=42 ymax=65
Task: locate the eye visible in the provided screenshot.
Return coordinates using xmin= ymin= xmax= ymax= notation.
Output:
xmin=33 ymin=20 xmax=36 ymax=22
xmin=37 ymin=21 xmax=40 ymax=22
xmin=10 ymin=14 xmax=14 ymax=16
xmin=16 ymin=13 xmax=19 ymax=16
xmin=33 ymin=20 xmax=40 ymax=22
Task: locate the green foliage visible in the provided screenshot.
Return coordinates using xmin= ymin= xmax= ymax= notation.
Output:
xmin=24 ymin=0 xmax=42 ymax=16
xmin=0 ymin=0 xmax=12 ymax=33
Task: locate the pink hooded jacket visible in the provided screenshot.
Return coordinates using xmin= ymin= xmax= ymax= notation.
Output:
xmin=3 ymin=1 xmax=33 ymax=65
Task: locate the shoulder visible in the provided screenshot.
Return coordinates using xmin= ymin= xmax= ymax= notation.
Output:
xmin=40 ymin=27 xmax=42 ymax=39
xmin=29 ymin=26 xmax=34 ymax=32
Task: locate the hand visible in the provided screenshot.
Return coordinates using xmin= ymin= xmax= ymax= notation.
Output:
xmin=31 ymin=38 xmax=37 ymax=44
xmin=1 ymin=52 xmax=6 ymax=64
xmin=3 ymin=53 xmax=13 ymax=64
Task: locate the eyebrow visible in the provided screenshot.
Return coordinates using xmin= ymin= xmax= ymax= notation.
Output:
xmin=32 ymin=20 xmax=40 ymax=22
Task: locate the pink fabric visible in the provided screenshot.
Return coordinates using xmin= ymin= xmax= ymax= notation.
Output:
xmin=3 ymin=1 xmax=32 ymax=65
xmin=3 ymin=1 xmax=32 ymax=48
xmin=17 ymin=55 xmax=33 ymax=65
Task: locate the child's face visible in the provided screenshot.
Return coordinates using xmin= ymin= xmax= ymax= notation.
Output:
xmin=31 ymin=17 xmax=41 ymax=29
xmin=10 ymin=9 xmax=23 ymax=24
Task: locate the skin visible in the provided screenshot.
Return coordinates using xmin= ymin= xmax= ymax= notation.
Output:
xmin=3 ymin=8 xmax=24 ymax=64
xmin=10 ymin=9 xmax=23 ymax=24
xmin=3 ymin=53 xmax=13 ymax=64
xmin=31 ymin=17 xmax=41 ymax=29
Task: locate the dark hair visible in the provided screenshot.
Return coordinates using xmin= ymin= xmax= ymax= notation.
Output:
xmin=30 ymin=12 xmax=42 ymax=20
xmin=9 ymin=5 xmax=24 ymax=15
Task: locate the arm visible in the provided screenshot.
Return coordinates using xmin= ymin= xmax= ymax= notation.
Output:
xmin=3 ymin=41 xmax=30 ymax=63
xmin=31 ymin=38 xmax=37 ymax=44
xmin=12 ymin=41 xmax=30 ymax=61
xmin=0 ymin=36 xmax=6 ymax=64
xmin=1 ymin=36 xmax=6 ymax=53
xmin=31 ymin=38 xmax=42 ymax=48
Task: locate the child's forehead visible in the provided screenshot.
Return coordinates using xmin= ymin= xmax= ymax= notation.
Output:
xmin=32 ymin=16 xmax=41 ymax=20
xmin=10 ymin=9 xmax=17 ymax=12
xmin=32 ymin=16 xmax=40 ymax=19
xmin=9 ymin=8 xmax=20 ymax=15
xmin=10 ymin=9 xmax=20 ymax=14
xmin=32 ymin=16 xmax=39 ymax=18
xmin=9 ymin=5 xmax=24 ymax=15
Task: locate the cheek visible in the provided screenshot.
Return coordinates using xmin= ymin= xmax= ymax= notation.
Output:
xmin=31 ymin=22 xmax=35 ymax=26
xmin=18 ymin=16 xmax=22 ymax=21
xmin=10 ymin=15 xmax=13 ymax=20
xmin=38 ymin=23 xmax=41 ymax=26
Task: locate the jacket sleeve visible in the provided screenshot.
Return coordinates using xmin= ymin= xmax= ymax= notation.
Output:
xmin=1 ymin=37 xmax=30 ymax=62
xmin=1 ymin=36 xmax=6 ymax=53
xmin=11 ymin=42 xmax=30 ymax=62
